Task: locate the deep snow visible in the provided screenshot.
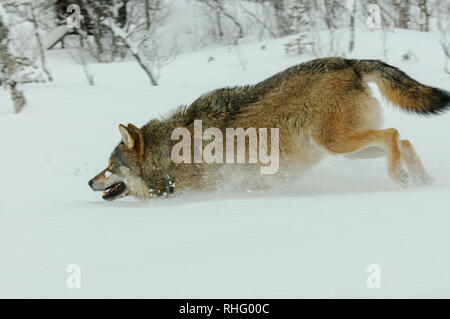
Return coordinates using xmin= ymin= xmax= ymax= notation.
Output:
xmin=1 ymin=28 xmax=450 ymax=298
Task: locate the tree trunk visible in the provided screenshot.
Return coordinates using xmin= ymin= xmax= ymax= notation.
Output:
xmin=273 ymin=0 xmax=288 ymax=36
xmin=398 ymin=0 xmax=410 ymax=29
xmin=76 ymin=30 xmax=95 ymax=85
xmin=145 ymin=0 xmax=151 ymax=29
xmin=10 ymin=82 xmax=26 ymax=113
xmin=216 ymin=10 xmax=223 ymax=42
xmin=0 ymin=4 xmax=27 ymax=113
xmin=348 ymin=0 xmax=356 ymax=53
xmin=128 ymin=46 xmax=158 ymax=86
xmin=30 ymin=2 xmax=53 ymax=81
xmin=418 ymin=0 xmax=430 ymax=32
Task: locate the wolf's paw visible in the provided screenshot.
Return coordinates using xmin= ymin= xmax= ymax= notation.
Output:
xmin=413 ymin=173 xmax=434 ymax=186
xmin=399 ymin=168 xmax=410 ymax=188
xmin=391 ymin=168 xmax=410 ymax=188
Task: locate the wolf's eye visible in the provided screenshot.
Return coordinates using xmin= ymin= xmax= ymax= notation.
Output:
xmin=108 ymin=159 xmax=115 ymax=171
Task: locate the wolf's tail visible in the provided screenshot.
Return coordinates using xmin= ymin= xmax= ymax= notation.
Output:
xmin=350 ymin=59 xmax=450 ymax=115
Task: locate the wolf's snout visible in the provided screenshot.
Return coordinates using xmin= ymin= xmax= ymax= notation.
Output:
xmin=89 ymin=169 xmax=109 ymax=191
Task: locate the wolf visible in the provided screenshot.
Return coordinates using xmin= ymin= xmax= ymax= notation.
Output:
xmin=89 ymin=57 xmax=450 ymax=201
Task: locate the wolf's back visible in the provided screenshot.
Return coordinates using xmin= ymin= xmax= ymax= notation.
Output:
xmin=350 ymin=59 xmax=450 ymax=115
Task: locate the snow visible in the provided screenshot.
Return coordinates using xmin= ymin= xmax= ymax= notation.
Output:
xmin=1 ymin=28 xmax=450 ymax=298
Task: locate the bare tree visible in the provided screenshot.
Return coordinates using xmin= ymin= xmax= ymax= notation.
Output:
xmin=28 ymin=1 xmax=53 ymax=81
xmin=200 ymin=0 xmax=244 ymax=44
xmin=70 ymin=29 xmax=95 ymax=85
xmin=76 ymin=0 xmax=172 ymax=85
xmin=0 ymin=3 xmax=46 ymax=113
xmin=391 ymin=0 xmax=411 ymax=29
xmin=285 ymin=0 xmax=311 ymax=55
xmin=143 ymin=0 xmax=165 ymax=30
xmin=417 ymin=0 xmax=430 ymax=32
xmin=3 ymin=0 xmax=53 ymax=81
xmin=271 ymin=0 xmax=289 ymax=36
xmin=306 ymin=0 xmax=345 ymax=57
xmin=103 ymin=18 xmax=158 ymax=85
xmin=239 ymin=2 xmax=277 ymax=39
xmin=348 ymin=0 xmax=357 ymax=53
xmin=440 ymin=28 xmax=450 ymax=74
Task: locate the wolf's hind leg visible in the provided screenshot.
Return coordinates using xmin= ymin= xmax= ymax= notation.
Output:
xmin=315 ymin=128 xmax=409 ymax=187
xmin=400 ymin=140 xmax=433 ymax=185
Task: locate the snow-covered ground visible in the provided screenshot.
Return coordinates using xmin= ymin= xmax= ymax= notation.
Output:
xmin=1 ymin=28 xmax=450 ymax=298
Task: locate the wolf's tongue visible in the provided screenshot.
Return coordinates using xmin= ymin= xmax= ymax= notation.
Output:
xmin=104 ymin=184 xmax=117 ymax=195
xmin=108 ymin=185 xmax=116 ymax=193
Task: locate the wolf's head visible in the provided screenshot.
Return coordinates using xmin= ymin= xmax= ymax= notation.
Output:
xmin=88 ymin=123 xmax=151 ymax=201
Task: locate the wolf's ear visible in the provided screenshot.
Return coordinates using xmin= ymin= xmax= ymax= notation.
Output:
xmin=119 ymin=124 xmax=135 ymax=150
xmin=126 ymin=123 xmax=144 ymax=159
xmin=118 ymin=123 xmax=145 ymax=159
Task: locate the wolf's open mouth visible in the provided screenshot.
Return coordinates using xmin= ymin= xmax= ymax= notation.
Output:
xmin=102 ymin=182 xmax=127 ymax=200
